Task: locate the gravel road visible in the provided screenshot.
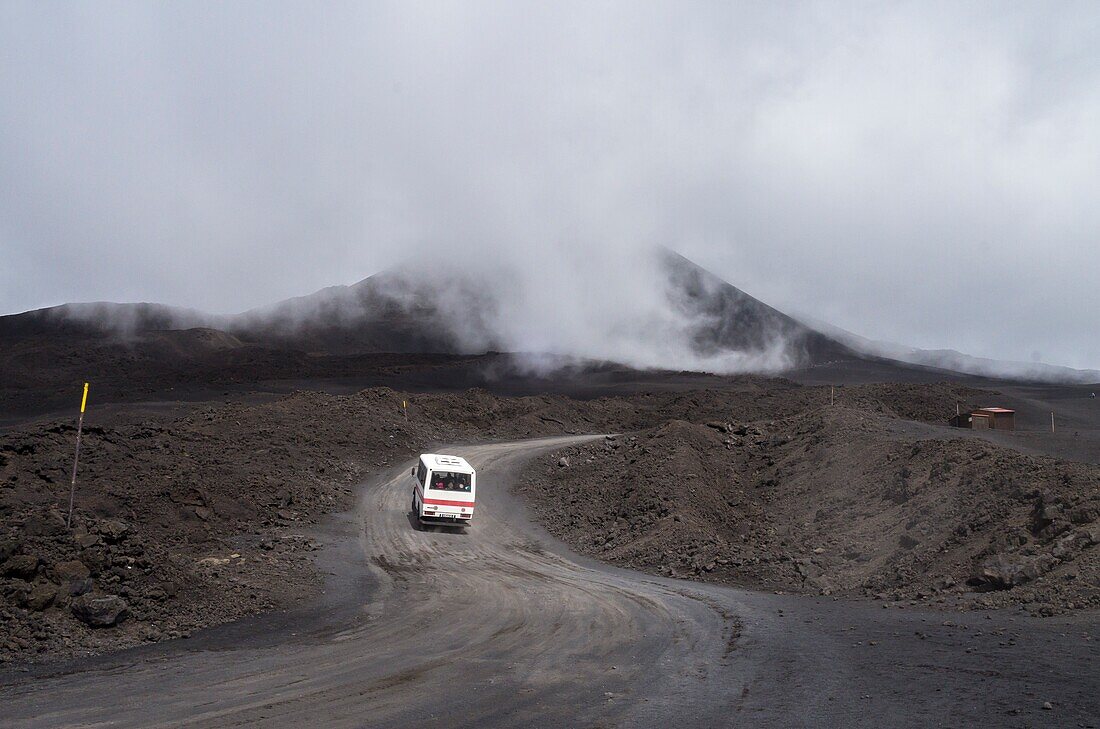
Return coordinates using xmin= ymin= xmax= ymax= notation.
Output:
xmin=2 ymin=435 xmax=1096 ymax=728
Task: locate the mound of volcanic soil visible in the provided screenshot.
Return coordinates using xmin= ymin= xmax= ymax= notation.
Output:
xmin=519 ymin=396 xmax=1100 ymax=615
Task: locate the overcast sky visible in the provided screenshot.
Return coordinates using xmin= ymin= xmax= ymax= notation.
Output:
xmin=2 ymin=2 xmax=1098 ymax=369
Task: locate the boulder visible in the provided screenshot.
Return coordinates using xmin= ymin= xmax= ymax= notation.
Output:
xmin=97 ymin=520 xmax=130 ymax=543
xmin=24 ymin=583 xmax=56 ymax=612
xmin=2 ymin=554 xmax=39 ymax=579
xmin=557 ymin=457 xmax=570 ymax=468
xmin=970 ymin=555 xmax=1023 ymax=590
xmin=71 ymin=594 xmax=129 ymax=627
xmin=969 ymin=553 xmax=1055 ymax=591
xmin=75 ymin=533 xmax=102 ymax=549
xmin=53 ymin=560 xmax=91 ymax=582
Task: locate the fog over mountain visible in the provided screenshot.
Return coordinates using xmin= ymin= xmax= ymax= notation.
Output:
xmin=235 ymin=248 xmax=855 ymax=373
xmin=11 ymin=245 xmax=1096 ymax=383
xmin=2 ymin=249 xmax=852 ymax=375
xmin=2 ymin=2 xmax=1099 ymax=369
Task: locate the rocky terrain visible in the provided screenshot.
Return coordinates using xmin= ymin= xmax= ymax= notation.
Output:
xmin=2 ymin=376 xmax=1093 ymax=666
xmin=520 ymin=397 xmax=1100 ymax=616
xmin=0 ymin=378 xmax=810 ymax=663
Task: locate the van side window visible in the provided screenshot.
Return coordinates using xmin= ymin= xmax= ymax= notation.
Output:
xmin=416 ymin=462 xmax=427 ymax=485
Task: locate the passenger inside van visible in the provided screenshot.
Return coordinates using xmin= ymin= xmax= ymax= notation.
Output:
xmin=430 ymin=472 xmax=471 ymax=492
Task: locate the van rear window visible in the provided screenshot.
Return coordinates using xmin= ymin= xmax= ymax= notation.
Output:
xmin=428 ymin=471 xmax=472 ymax=492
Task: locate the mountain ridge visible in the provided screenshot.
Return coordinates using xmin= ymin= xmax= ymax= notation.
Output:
xmin=1 ymin=250 xmax=1094 ymax=385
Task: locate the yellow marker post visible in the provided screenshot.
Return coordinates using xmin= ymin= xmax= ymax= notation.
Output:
xmin=66 ymin=382 xmax=90 ymax=528
xmin=402 ymin=399 xmax=408 ymax=422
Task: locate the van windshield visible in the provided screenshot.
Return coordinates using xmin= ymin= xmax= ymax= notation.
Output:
xmin=428 ymin=471 xmax=472 ymax=493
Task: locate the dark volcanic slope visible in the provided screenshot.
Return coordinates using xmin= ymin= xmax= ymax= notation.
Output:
xmin=662 ymin=249 xmax=855 ymax=365
xmin=1 ymin=251 xmax=854 ymax=361
xmin=231 ymin=270 xmax=502 ymax=355
xmin=0 ymin=275 xmax=483 ymax=357
xmin=0 ymin=302 xmax=214 ymax=340
xmin=4 ymin=252 xmax=1094 ymax=392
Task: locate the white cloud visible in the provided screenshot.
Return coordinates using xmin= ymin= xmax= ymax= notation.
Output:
xmin=1 ymin=1 xmax=1098 ymax=368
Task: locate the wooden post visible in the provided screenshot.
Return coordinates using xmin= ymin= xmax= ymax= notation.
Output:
xmin=830 ymin=386 xmax=834 ymax=407
xmin=1051 ymin=411 xmax=1056 ymax=434
xmin=66 ymin=382 xmax=89 ymax=529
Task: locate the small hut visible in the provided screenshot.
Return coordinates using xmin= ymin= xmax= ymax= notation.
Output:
xmin=964 ymin=407 xmax=1015 ymax=431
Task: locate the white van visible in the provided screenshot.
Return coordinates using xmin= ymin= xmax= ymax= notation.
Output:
xmin=411 ymin=454 xmax=476 ymax=526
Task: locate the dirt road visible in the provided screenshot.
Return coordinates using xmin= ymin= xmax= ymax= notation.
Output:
xmin=2 ymin=436 xmax=1097 ymax=727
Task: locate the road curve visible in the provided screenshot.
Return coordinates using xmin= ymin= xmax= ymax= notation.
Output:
xmin=2 ymin=435 xmax=1097 ymax=728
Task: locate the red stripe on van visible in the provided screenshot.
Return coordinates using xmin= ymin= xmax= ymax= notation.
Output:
xmin=414 ymin=484 xmax=474 ymax=509
xmin=423 ymin=497 xmax=475 ymax=508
